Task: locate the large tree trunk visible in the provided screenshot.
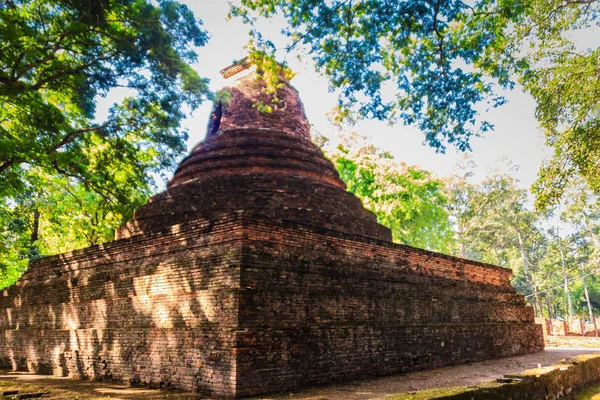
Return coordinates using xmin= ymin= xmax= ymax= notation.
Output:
xmin=535 ymin=289 xmax=544 ymax=320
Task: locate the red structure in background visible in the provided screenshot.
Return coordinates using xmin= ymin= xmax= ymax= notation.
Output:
xmin=0 ymin=62 xmax=544 ymax=398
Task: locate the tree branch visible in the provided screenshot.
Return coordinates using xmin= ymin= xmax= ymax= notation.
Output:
xmin=0 ymin=158 xmax=19 ymax=175
xmin=32 ymin=54 xmax=116 ymax=91
xmin=0 ymin=123 xmax=110 ymax=176
xmin=432 ymin=0 xmax=448 ymax=79
xmin=284 ymin=0 xmax=354 ymax=52
xmin=47 ymin=124 xmax=109 ymax=157
xmin=51 ymin=161 xmax=117 ymax=206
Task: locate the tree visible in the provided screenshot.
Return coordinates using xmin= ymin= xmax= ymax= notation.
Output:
xmin=560 ymin=178 xmax=600 ymax=256
xmin=445 ymin=165 xmax=549 ymax=295
xmin=231 ymin=0 xmax=600 ymax=205
xmin=444 ymin=161 xmax=494 ymax=260
xmin=558 ymin=178 xmax=600 ymax=319
xmin=0 ymin=165 xmax=152 ymax=289
xmin=232 ymin=0 xmax=521 ymax=152
xmin=0 ymin=0 xmax=211 ymax=286
xmin=520 ymin=0 xmax=600 ymax=209
xmin=324 ymin=132 xmax=454 ymax=252
xmin=0 ymin=198 xmax=32 ymax=286
xmin=0 ymin=0 xmax=210 ymax=200
xmin=485 ymin=174 xmax=547 ymax=282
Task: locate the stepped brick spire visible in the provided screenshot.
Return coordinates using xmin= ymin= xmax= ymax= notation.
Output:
xmin=116 ymin=59 xmax=392 ymax=241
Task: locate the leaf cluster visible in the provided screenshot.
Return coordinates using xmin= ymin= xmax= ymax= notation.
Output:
xmin=324 ymin=131 xmax=454 ymax=252
xmin=232 ymin=0 xmax=527 ymax=152
xmin=0 ymin=0 xmax=211 ymax=203
xmin=0 ymin=0 xmax=211 ymax=286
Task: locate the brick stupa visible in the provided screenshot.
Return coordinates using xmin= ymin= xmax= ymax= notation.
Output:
xmin=0 ymin=61 xmax=544 ymax=398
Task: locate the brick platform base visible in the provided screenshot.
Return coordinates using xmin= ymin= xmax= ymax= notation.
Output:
xmin=0 ymin=214 xmax=543 ymax=398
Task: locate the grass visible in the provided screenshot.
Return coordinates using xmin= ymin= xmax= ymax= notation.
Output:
xmin=575 ymin=383 xmax=600 ymax=400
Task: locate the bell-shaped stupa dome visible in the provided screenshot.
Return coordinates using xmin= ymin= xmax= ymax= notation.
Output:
xmin=116 ymin=59 xmax=392 ymax=242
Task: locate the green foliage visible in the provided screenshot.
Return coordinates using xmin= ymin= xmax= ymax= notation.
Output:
xmin=0 ymin=0 xmax=210 ymax=198
xmin=443 ymin=160 xmax=550 ymax=298
xmin=529 ymin=50 xmax=600 ymax=209
xmin=37 ymin=173 xmax=146 ymax=253
xmin=560 ymin=178 xmax=600 ymax=259
xmin=572 ymin=278 xmax=600 ymax=317
xmin=243 ymin=45 xmax=297 ymax=113
xmin=324 ymin=132 xmax=454 ymax=252
xmin=0 ymin=199 xmax=31 ymax=286
xmin=0 ymin=0 xmax=211 ymax=287
xmin=516 ymin=0 xmax=600 ymax=209
xmin=231 ymin=0 xmax=526 ymax=152
xmin=0 ymin=167 xmax=148 ymax=288
xmin=214 ymin=90 xmax=232 ymax=109
xmin=231 ymin=0 xmax=600 ymax=208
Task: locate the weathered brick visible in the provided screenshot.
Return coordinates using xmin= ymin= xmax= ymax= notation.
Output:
xmin=0 ymin=66 xmax=543 ymax=398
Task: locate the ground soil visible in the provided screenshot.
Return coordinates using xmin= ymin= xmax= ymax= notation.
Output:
xmin=546 ymin=335 xmax=600 ymax=348
xmin=1 ymin=347 xmax=599 ymax=399
xmin=262 ymin=347 xmax=600 ymax=400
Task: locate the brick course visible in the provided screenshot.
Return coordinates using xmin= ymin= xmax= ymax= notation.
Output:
xmin=0 ymin=67 xmax=543 ymax=398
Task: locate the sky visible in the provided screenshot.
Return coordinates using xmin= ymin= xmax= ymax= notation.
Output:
xmin=99 ymin=1 xmax=554 ymax=192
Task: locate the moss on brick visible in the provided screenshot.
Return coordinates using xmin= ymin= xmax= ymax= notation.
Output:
xmin=385 ymin=354 xmax=600 ymax=400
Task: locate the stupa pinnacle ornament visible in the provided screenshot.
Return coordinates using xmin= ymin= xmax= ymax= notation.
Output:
xmin=0 ymin=58 xmax=543 ymax=399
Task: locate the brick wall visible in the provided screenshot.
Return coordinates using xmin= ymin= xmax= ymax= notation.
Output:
xmin=234 ymin=217 xmax=543 ymax=396
xmin=210 ymin=73 xmax=311 ymax=141
xmin=0 ymin=215 xmax=245 ymax=397
xmin=0 ymin=213 xmax=543 ymax=397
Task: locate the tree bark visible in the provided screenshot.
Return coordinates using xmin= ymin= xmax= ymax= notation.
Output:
xmin=558 ymin=233 xmax=574 ymax=318
xmin=535 ymin=289 xmax=544 ymax=320
xmin=30 ymin=208 xmax=40 ymax=244
xmin=581 ymin=271 xmax=598 ymax=337
xmin=545 ymin=290 xmax=553 ymax=335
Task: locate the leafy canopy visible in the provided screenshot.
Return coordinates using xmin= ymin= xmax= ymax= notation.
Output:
xmin=320 ymin=131 xmax=454 ymax=252
xmin=231 ymin=0 xmax=600 ymax=208
xmin=0 ymin=0 xmax=210 ymax=203
xmin=0 ymin=0 xmax=211 ymax=286
xmin=231 ymin=0 xmax=526 ymax=152
xmin=522 ymin=0 xmax=600 ymax=209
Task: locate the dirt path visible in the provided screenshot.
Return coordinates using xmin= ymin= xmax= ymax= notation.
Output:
xmin=260 ymin=348 xmax=600 ymax=399
xmin=0 ymin=373 xmax=199 ymax=399
xmin=1 ymin=348 xmax=599 ymax=399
